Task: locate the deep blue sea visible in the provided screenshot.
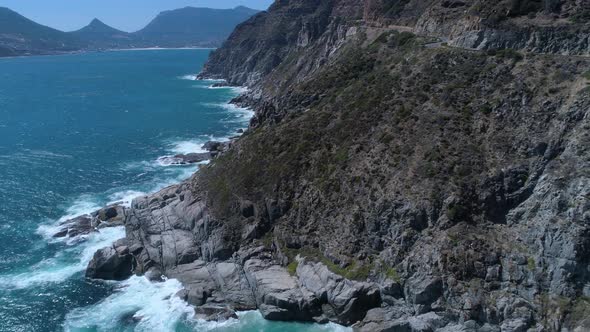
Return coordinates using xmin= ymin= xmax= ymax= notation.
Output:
xmin=0 ymin=49 xmax=347 ymax=332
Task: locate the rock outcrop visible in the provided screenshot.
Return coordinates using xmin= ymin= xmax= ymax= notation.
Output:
xmin=84 ymin=179 xmax=382 ymax=324
xmin=53 ymin=205 xmax=126 ymax=239
xmin=85 ymin=0 xmax=590 ymax=330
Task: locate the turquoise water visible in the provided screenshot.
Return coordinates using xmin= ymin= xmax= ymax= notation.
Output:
xmin=0 ymin=49 xmax=348 ymax=332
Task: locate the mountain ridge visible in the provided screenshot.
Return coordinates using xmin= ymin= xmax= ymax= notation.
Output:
xmin=0 ymin=6 xmax=261 ymax=55
xmin=0 ymin=6 xmax=84 ymax=56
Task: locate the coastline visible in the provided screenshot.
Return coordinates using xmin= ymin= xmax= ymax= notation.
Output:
xmin=53 ymin=77 xmax=266 ymax=328
xmin=72 ymin=73 xmax=369 ymax=330
xmin=0 ymin=46 xmax=218 ymax=60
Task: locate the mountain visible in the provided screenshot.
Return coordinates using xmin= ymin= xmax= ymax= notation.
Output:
xmin=0 ymin=7 xmax=84 ymax=56
xmin=70 ymin=18 xmax=135 ymax=49
xmin=0 ymin=6 xmax=260 ymax=56
xmin=79 ymin=0 xmax=588 ymax=331
xmin=134 ymin=6 xmax=260 ymax=47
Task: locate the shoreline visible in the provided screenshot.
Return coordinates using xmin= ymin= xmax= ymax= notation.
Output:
xmin=52 ymin=78 xmax=266 ymax=327
xmin=0 ymin=47 xmax=218 ymax=60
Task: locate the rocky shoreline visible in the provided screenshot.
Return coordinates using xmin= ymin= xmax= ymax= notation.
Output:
xmin=60 ymin=1 xmax=590 ymax=331
xmin=56 ymin=136 xmax=388 ymax=328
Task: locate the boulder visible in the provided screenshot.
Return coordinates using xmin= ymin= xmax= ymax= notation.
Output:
xmin=53 ymin=204 xmax=127 ymax=238
xmin=405 ymin=274 xmax=443 ymax=306
xmin=53 ymin=215 xmax=93 ymax=238
xmin=243 ymin=258 xmax=320 ymax=321
xmin=408 ymin=312 xmax=448 ymax=331
xmin=296 ymin=257 xmax=381 ymax=325
xmin=86 ymin=245 xmax=133 ymax=280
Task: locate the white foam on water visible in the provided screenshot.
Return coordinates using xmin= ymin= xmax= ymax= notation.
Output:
xmin=198 ymin=78 xmax=227 ymax=83
xmin=169 ymin=139 xmax=209 ymax=154
xmin=201 ymin=85 xmax=248 ymax=95
xmin=184 ymin=310 xmax=353 ymax=332
xmin=200 ymin=102 xmax=255 ymax=125
xmin=106 ymin=190 xmax=147 ymax=208
xmin=64 ymin=288 xmax=351 ymax=332
xmin=63 ymin=276 xmax=194 ymax=332
xmin=179 ymin=74 xmax=198 ymax=81
xmin=0 ymin=226 xmax=125 ymax=290
xmin=36 ymin=196 xmax=103 ymax=242
xmin=164 ymin=134 xmax=231 ymax=156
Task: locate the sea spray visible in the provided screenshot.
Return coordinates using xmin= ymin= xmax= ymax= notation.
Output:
xmin=0 ymin=226 xmax=125 ymax=290
xmin=0 ymin=49 xmax=347 ymax=331
xmin=63 ymin=276 xmax=193 ymax=332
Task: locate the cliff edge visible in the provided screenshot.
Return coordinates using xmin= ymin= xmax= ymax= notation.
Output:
xmin=83 ymin=1 xmax=590 ymax=331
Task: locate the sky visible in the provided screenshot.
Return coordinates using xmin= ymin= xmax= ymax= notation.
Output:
xmin=0 ymin=0 xmax=273 ymax=32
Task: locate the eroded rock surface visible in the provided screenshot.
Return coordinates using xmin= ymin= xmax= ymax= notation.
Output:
xmin=83 ymin=0 xmax=590 ymax=330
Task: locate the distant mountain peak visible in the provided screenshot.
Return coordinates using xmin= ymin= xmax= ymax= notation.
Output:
xmin=74 ymin=18 xmax=126 ymax=35
xmin=89 ymin=18 xmax=104 ymax=25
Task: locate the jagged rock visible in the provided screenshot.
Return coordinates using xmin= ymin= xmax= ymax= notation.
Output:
xmin=243 ymin=258 xmax=320 ymax=321
xmin=201 ymin=141 xmax=226 ymax=152
xmin=408 ymin=312 xmax=448 ymax=331
xmin=53 ymin=205 xmax=126 ymax=238
xmin=500 ymin=318 xmax=530 ymax=332
xmin=176 ymin=287 xmax=208 ymax=306
xmin=82 ymin=1 xmax=590 ymax=330
xmin=296 ymin=257 xmax=381 ymax=325
xmin=53 ymin=215 xmax=92 ymax=238
xmin=405 ymin=274 xmax=443 ymax=307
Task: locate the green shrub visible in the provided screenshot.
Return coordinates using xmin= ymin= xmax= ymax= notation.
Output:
xmin=287 ymin=261 xmax=298 ymax=276
xmin=385 ymin=267 xmax=401 ymax=282
xmin=527 ymin=257 xmax=536 ymax=270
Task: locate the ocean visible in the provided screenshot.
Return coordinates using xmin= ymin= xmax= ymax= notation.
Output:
xmin=0 ymin=49 xmax=348 ymax=332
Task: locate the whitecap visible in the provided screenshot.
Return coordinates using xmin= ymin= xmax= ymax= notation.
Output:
xmin=64 ymin=281 xmax=351 ymax=332
xmin=201 ymin=102 xmax=255 ymax=125
xmin=36 ymin=196 xmax=102 ymax=242
xmin=179 ymin=74 xmax=198 ymax=81
xmin=0 ymin=226 xmax=125 ymax=290
xmin=165 ymin=134 xmax=231 ymax=156
xmin=198 ymin=78 xmax=227 ymax=83
xmin=63 ymin=276 xmax=194 ymax=332
xmin=106 ymin=190 xmax=147 ymax=208
xmin=169 ymin=139 xmax=209 ymax=155
xmin=197 ymin=85 xmax=248 ymax=95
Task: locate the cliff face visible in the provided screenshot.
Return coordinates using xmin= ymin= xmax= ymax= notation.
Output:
xmin=200 ymin=0 xmax=365 ymax=86
xmin=201 ymin=0 xmax=590 ymax=86
xmin=85 ymin=0 xmax=590 ymax=331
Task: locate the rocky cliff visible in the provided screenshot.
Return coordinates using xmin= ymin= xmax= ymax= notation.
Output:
xmin=84 ymin=1 xmax=590 ymax=331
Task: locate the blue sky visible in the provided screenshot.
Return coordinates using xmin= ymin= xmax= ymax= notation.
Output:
xmin=0 ymin=0 xmax=273 ymax=32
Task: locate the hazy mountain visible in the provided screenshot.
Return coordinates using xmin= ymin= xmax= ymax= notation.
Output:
xmin=70 ymin=18 xmax=135 ymax=49
xmin=134 ymin=6 xmax=260 ymax=47
xmin=0 ymin=7 xmax=84 ymax=56
xmin=0 ymin=6 xmax=259 ymax=56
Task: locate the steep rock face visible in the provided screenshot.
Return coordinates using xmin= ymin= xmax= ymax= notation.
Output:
xmin=191 ymin=0 xmax=590 ymax=330
xmin=84 ymin=177 xmax=381 ymax=324
xmin=199 ymin=0 xmax=365 ymax=86
xmin=201 ymin=0 xmax=590 ymax=88
xmin=83 ymin=0 xmax=590 ymax=330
